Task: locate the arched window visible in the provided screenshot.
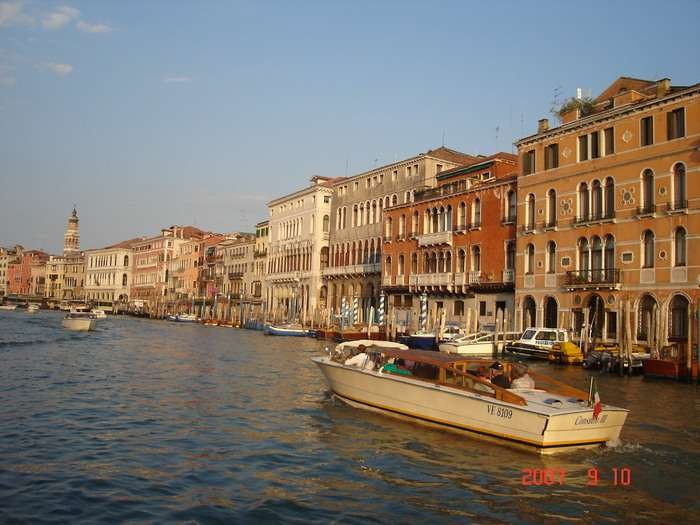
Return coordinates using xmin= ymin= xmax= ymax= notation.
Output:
xmin=404 ymin=191 xmax=411 ymax=203
xmin=384 ymin=256 xmax=392 ymax=275
xmin=352 ymin=205 xmax=358 ymax=227
xmin=591 ymin=180 xmax=602 ymax=219
xmin=643 ymin=230 xmax=655 ymax=268
xmin=604 ymin=177 xmax=615 ymax=217
xmin=471 ymin=246 xmax=481 ymax=272
xmin=371 ymin=200 xmax=377 ymax=223
xmin=423 ymin=253 xmax=430 ymax=273
xmin=578 ymin=182 xmax=589 ymax=220
xmin=122 ymin=273 xmax=127 ymax=286
xmin=458 ymin=202 xmax=467 ymax=229
xmin=473 ymin=198 xmax=481 ymax=226
xmin=526 ymin=193 xmax=535 ymax=229
xmin=546 ymin=241 xmax=556 ymax=273
xmin=591 ymin=236 xmax=603 ymax=280
xmin=669 ymin=294 xmax=689 ymax=339
xmin=385 ymin=217 xmax=393 ymax=238
xmin=411 ymin=253 xmax=418 ymax=273
xmin=604 ymin=235 xmax=615 ymax=280
xmin=506 ymin=241 xmax=515 ymax=270
xmin=412 ymin=211 xmax=419 ymax=236
xmin=675 ymin=227 xmax=686 ymax=267
xmin=458 ymin=249 xmax=466 ymax=273
xmin=637 ymin=294 xmax=657 ymax=342
xmin=525 ymin=243 xmax=535 ymax=274
xmin=323 ymin=215 xmax=330 ymax=232
xmin=507 ymin=190 xmax=516 ymax=222
xmin=673 ymin=163 xmax=686 ymax=210
xmin=398 ymin=215 xmax=406 ymax=237
xmin=398 ymin=254 xmax=404 ymax=275
xmin=391 ymin=194 xmax=398 ymax=206
xmin=578 ymin=238 xmax=589 ymax=272
xmin=123 ymin=255 xmax=129 ymax=267
xmin=445 ymin=251 xmax=452 ymax=272
xmin=642 ymin=169 xmax=654 ymax=212
xmin=546 ymin=189 xmax=556 ymax=227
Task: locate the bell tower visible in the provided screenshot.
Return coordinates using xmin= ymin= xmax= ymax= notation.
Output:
xmin=63 ymin=206 xmax=80 ymax=256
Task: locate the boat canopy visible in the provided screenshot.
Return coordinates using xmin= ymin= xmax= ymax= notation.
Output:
xmin=366 ymin=347 xmax=477 ymax=367
xmin=337 ymin=340 xmax=409 ymax=351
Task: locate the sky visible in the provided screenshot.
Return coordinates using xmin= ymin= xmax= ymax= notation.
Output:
xmin=1 ymin=0 xmax=699 ymax=253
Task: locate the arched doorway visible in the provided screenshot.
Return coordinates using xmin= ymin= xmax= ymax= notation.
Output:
xmin=587 ymin=294 xmax=604 ymax=339
xmin=544 ymin=297 xmax=558 ymax=328
xmin=637 ymin=294 xmax=657 ymax=343
xmin=669 ymin=294 xmax=689 ymax=342
xmin=522 ymin=296 xmax=536 ymax=329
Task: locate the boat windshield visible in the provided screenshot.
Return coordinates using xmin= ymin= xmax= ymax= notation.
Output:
xmin=521 ymin=329 xmax=537 ymax=340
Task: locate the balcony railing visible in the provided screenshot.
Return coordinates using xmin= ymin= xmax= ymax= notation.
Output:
xmin=322 ymin=262 xmax=381 ymax=277
xmin=453 ymin=223 xmax=468 ymax=232
xmin=383 ymin=235 xmax=393 ymax=243
xmin=668 ymin=199 xmax=688 ymax=212
xmin=228 ymin=272 xmax=244 ymax=280
xmin=417 ymin=231 xmax=453 ymax=247
xmin=564 ymin=268 xmax=621 ymax=288
xmin=573 ymin=210 xmax=615 ymax=224
xmin=468 ymin=270 xmax=481 ymax=284
xmin=637 ymin=204 xmax=656 ymax=216
xmin=502 ymin=269 xmax=514 ymax=283
xmin=408 ymin=273 xmax=454 ymax=287
xmin=544 ymin=220 xmax=557 ymax=229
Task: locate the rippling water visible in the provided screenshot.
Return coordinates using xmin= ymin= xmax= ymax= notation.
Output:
xmin=1 ymin=310 xmax=699 ymax=524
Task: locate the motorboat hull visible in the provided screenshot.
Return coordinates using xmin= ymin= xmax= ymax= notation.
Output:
xmin=313 ymin=357 xmax=627 ymax=454
xmin=0 ymin=305 xmax=18 ymax=311
xmin=399 ymin=334 xmax=437 ymax=350
xmin=265 ymin=325 xmax=308 ymax=336
xmin=504 ymin=343 xmax=551 ymax=359
xmin=62 ymin=318 xmax=96 ymax=331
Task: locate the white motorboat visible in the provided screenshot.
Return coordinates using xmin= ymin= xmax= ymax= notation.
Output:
xmin=175 ymin=313 xmax=198 ymax=323
xmin=440 ymin=331 xmax=522 ymax=355
xmin=313 ymin=344 xmax=628 ymax=454
xmin=439 ymin=323 xmax=464 ymax=342
xmin=91 ymin=309 xmax=107 ymax=319
xmin=27 ymin=304 xmax=40 ymax=313
xmin=504 ymin=328 xmax=570 ymax=359
xmin=62 ymin=312 xmax=97 ymax=331
xmin=0 ymin=304 xmax=18 ymax=311
xmin=265 ymin=324 xmax=308 ymax=336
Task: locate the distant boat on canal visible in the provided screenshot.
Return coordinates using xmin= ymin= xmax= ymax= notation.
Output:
xmin=62 ymin=312 xmax=97 ymax=331
xmin=265 ymin=324 xmax=308 ymax=337
xmin=313 ymin=341 xmax=629 ymax=454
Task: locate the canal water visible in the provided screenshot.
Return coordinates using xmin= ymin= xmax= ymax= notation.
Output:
xmin=1 ymin=311 xmax=699 ymax=524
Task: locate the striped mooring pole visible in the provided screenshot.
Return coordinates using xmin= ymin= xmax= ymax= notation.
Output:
xmin=419 ymin=292 xmax=428 ymax=333
xmin=378 ymin=291 xmax=386 ymax=326
xmin=352 ymin=296 xmax=359 ymax=326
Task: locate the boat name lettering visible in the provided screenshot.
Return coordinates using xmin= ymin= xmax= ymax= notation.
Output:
xmin=575 ymin=414 xmax=608 ymax=425
xmin=487 ymin=404 xmax=512 ymax=419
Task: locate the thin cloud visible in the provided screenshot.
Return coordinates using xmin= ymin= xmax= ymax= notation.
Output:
xmin=76 ymin=20 xmax=112 ymax=34
xmin=0 ymin=1 xmax=33 ymax=27
xmin=0 ymin=64 xmax=15 ymax=86
xmin=42 ymin=5 xmax=79 ymax=29
xmin=37 ymin=62 xmax=73 ymax=76
xmin=163 ymin=76 xmax=192 ymax=83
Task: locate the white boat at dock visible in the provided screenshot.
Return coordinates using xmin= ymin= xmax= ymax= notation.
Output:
xmin=439 ymin=331 xmax=521 ymax=356
xmin=313 ymin=343 xmax=628 ymax=454
xmin=27 ymin=304 xmax=40 ymax=313
xmin=62 ymin=312 xmax=97 ymax=331
xmin=91 ymin=309 xmax=107 ymax=319
xmin=0 ymin=304 xmax=18 ymax=311
xmin=265 ymin=324 xmax=309 ymax=336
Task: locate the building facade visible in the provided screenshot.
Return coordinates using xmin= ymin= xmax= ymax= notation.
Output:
xmin=382 ymin=153 xmax=518 ymax=331
xmin=324 ymin=147 xmax=478 ymax=323
xmin=0 ymin=246 xmax=22 ymax=298
xmin=252 ymin=220 xmax=269 ymax=309
xmin=218 ymin=234 xmax=258 ymax=320
xmin=84 ymin=239 xmax=138 ymax=311
xmin=514 ymin=76 xmax=700 ymax=359
xmin=266 ymin=176 xmax=337 ymax=323
xmin=45 ymin=208 xmax=86 ymax=303
xmin=165 ymin=238 xmax=201 ymax=311
xmin=8 ymin=250 xmax=48 ymax=297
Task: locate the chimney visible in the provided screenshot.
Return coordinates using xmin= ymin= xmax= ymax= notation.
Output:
xmin=538 ymin=118 xmax=550 ymax=133
xmin=656 ymin=78 xmax=671 ymax=98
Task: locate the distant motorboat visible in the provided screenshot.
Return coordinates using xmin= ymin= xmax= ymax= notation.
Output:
xmin=175 ymin=313 xmax=198 ymax=323
xmin=0 ymin=304 xmax=18 ymax=311
xmin=265 ymin=324 xmax=308 ymax=337
xmin=27 ymin=304 xmax=40 ymax=314
xmin=62 ymin=312 xmax=97 ymax=331
xmin=91 ymin=309 xmax=107 ymax=319
xmin=440 ymin=331 xmax=522 ymax=356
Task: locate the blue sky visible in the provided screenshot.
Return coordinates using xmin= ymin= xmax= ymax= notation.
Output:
xmin=1 ymin=0 xmax=699 ymax=253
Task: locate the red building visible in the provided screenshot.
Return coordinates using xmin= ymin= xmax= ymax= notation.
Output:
xmin=382 ymin=153 xmax=518 ymax=332
xmin=7 ymin=250 xmax=49 ymax=296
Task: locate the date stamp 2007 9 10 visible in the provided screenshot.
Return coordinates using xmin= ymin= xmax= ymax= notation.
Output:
xmin=521 ymin=467 xmax=632 ymax=486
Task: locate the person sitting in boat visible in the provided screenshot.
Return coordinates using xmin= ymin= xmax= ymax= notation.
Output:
xmin=510 ymin=364 xmax=536 ymax=389
xmin=490 ymin=362 xmax=511 ymax=389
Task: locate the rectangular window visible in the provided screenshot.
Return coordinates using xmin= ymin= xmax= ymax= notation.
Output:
xmin=479 ymin=301 xmax=486 ymax=316
xmin=641 ymin=116 xmax=654 ymax=146
xmin=544 ymin=144 xmax=558 ymax=170
xmin=604 ymin=127 xmax=614 ymax=155
xmin=578 ymin=135 xmax=589 ymax=161
xmin=667 ymin=108 xmax=685 ymax=140
xmin=523 ymin=150 xmax=536 ymax=175
xmin=606 ymin=311 xmax=617 ymax=339
xmin=354 ymin=181 xmax=359 ymax=191
xmin=590 ymin=131 xmax=600 ymax=159
xmin=403 ymin=295 xmax=413 ymax=307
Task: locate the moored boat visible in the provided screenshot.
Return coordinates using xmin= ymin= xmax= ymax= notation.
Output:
xmin=62 ymin=312 xmax=97 ymax=331
xmin=91 ymin=309 xmax=107 ymax=319
xmin=504 ymin=328 xmax=569 ymax=359
xmin=175 ymin=313 xmax=198 ymax=323
xmin=27 ymin=304 xmax=40 ymax=314
xmin=398 ymin=332 xmax=437 ymax=350
xmin=0 ymin=304 xmax=18 ymax=311
xmin=313 ymin=343 xmax=628 ymax=454
xmin=439 ymin=331 xmax=498 ymax=355
xmin=265 ymin=324 xmax=309 ymax=336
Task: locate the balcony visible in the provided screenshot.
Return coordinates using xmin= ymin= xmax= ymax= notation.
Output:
xmin=322 ymin=262 xmax=381 ymax=277
xmin=636 ymin=204 xmax=656 ymax=217
xmin=408 ymin=273 xmax=454 ymax=287
xmin=521 ymin=223 xmax=536 ymax=234
xmin=270 ymin=271 xmax=308 ymax=282
xmin=253 ymin=249 xmax=268 ymax=258
xmin=564 ymin=269 xmax=621 ymax=290
xmin=543 ymin=220 xmax=557 ymax=230
xmin=453 ymin=223 xmax=468 ymax=232
xmin=228 ymin=272 xmax=244 ymax=280
xmin=502 ymin=269 xmax=514 ymax=283
xmin=417 ymin=231 xmax=453 ymax=247
xmin=573 ymin=210 xmax=615 ymax=226
xmin=468 ymin=221 xmax=482 ymax=231
xmin=667 ymin=199 xmax=688 ymax=214
xmin=468 ymin=270 xmax=481 ymax=284
xmin=382 ymin=275 xmax=393 ymax=286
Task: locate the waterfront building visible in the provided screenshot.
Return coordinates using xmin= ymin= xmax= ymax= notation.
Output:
xmin=382 ymin=153 xmax=518 ymax=331
xmin=513 ymin=76 xmax=700 ymax=356
xmin=217 ymin=233 xmax=258 ymax=320
xmin=84 ymin=239 xmax=140 ymax=311
xmin=29 ymin=257 xmax=47 ymax=298
xmin=252 ymin=220 xmax=269 ymax=313
xmin=324 ymin=147 xmax=478 ymax=323
xmin=165 ymin=238 xmax=201 ymax=311
xmin=0 ymin=245 xmax=23 ymax=298
xmin=130 ymin=226 xmax=205 ymax=314
xmin=45 ymin=208 xmax=86 ymax=303
xmin=195 ymin=233 xmax=227 ymax=304
xmin=8 ymin=249 xmax=48 ymax=297
xmin=266 ymin=176 xmax=339 ymax=323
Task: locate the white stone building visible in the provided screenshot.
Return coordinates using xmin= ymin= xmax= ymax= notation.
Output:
xmin=84 ymin=239 xmax=139 ymax=311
